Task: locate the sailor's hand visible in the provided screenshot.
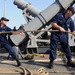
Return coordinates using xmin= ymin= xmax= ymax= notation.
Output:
xmin=72 ymin=31 xmax=75 ymax=35
xmin=59 ymin=27 xmax=66 ymax=32
xmin=19 ymin=32 xmax=25 ymax=36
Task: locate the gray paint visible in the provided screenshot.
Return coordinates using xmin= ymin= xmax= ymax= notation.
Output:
xmin=14 ymin=0 xmax=40 ymax=17
xmin=10 ymin=0 xmax=75 ymax=45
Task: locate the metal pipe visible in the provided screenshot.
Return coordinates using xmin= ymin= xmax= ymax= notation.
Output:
xmin=14 ymin=0 xmax=40 ymax=17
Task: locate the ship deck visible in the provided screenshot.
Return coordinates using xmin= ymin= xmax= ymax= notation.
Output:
xmin=0 ymin=53 xmax=75 ymax=75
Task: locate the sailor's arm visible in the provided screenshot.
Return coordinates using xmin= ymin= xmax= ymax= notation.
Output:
xmin=51 ymin=23 xmax=66 ymax=32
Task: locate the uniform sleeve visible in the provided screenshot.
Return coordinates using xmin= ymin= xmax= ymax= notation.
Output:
xmin=5 ymin=26 xmax=13 ymax=35
xmin=69 ymin=19 xmax=75 ymax=32
xmin=51 ymin=13 xmax=60 ymax=23
xmin=6 ymin=26 xmax=13 ymax=31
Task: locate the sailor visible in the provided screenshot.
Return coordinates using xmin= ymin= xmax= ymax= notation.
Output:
xmin=48 ymin=6 xmax=75 ymax=68
xmin=0 ymin=17 xmax=24 ymax=66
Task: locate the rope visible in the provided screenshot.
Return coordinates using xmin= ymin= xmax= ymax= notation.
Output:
xmin=47 ymin=70 xmax=75 ymax=74
xmin=25 ymin=53 xmax=43 ymax=57
xmin=25 ymin=53 xmax=47 ymax=58
xmin=0 ymin=30 xmax=74 ymax=35
xmin=0 ymin=67 xmax=75 ymax=74
xmin=19 ymin=67 xmax=25 ymax=75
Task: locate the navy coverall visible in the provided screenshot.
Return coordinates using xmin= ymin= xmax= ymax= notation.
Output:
xmin=0 ymin=25 xmax=16 ymax=58
xmin=49 ymin=13 xmax=75 ymax=61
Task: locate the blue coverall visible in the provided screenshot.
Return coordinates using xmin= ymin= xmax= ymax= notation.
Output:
xmin=0 ymin=25 xmax=16 ymax=58
xmin=49 ymin=13 xmax=75 ymax=61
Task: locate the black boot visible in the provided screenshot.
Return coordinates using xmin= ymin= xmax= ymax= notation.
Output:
xmin=14 ymin=56 xmax=21 ymax=66
xmin=67 ymin=57 xmax=75 ymax=67
xmin=48 ymin=60 xmax=54 ymax=69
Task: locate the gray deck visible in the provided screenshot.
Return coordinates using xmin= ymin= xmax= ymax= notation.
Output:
xmin=0 ymin=53 xmax=75 ymax=75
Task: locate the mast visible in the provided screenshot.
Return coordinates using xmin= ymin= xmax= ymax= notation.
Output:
xmin=3 ymin=0 xmax=6 ymax=17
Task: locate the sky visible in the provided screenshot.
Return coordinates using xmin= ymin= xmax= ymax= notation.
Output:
xmin=0 ymin=0 xmax=75 ymax=29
